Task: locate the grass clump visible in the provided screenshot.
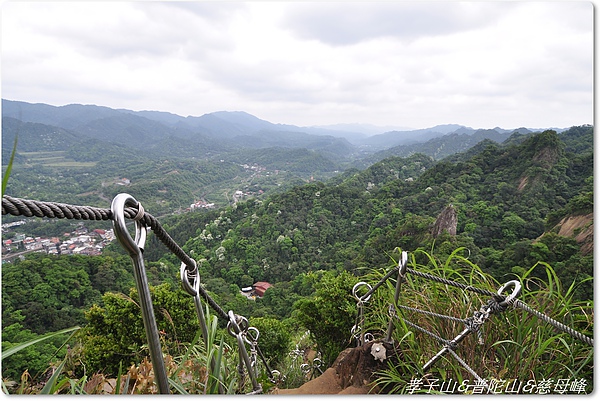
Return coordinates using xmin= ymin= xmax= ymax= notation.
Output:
xmin=367 ymin=248 xmax=593 ymax=394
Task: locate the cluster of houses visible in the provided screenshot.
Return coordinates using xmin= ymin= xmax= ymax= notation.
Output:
xmin=2 ymin=220 xmax=275 ymax=303
xmin=2 ymin=224 xmax=116 ymax=261
xmin=188 ymin=199 xmax=216 ymax=211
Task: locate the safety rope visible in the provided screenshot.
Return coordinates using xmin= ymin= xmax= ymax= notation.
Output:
xmin=2 ymin=195 xmax=229 ymax=321
xmin=405 ymin=268 xmax=498 ymax=298
xmin=3 ymin=195 xmax=593 ymax=390
xmin=513 ymin=300 xmax=594 ymax=347
xmin=352 ymin=252 xmax=593 ymax=389
xmin=2 ymin=194 xmax=269 ymax=394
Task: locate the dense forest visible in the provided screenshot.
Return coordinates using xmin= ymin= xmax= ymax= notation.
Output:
xmin=1 ymin=124 xmax=593 ymax=394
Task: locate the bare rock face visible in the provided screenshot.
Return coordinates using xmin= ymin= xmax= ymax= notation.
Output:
xmin=431 ymin=204 xmax=457 ymax=237
xmin=274 ymin=341 xmax=404 ymax=394
xmin=331 ymin=341 xmax=404 ymax=393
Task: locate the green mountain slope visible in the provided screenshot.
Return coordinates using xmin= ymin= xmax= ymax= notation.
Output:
xmin=154 ymin=127 xmax=592 ymax=299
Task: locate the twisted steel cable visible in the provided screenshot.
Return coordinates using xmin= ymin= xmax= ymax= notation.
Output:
xmin=2 ymin=195 xmax=229 ymax=321
xmin=513 ymin=300 xmax=593 ymax=346
xmin=4 ymin=195 xmax=593 ymax=345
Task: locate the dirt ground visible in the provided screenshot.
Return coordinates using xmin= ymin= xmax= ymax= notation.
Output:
xmin=271 ymin=341 xmax=401 ymax=395
xmin=272 ymin=368 xmax=371 ymax=395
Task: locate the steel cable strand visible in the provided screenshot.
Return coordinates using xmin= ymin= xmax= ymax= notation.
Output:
xmin=402 ymin=317 xmax=487 ymax=384
xmin=396 ymin=304 xmax=469 ymax=325
xmin=3 ymin=195 xmax=230 ymax=321
xmin=360 ymin=263 xmax=404 ymax=301
xmin=3 ymin=195 xmax=112 ymax=220
xmin=124 ymin=210 xmax=231 ymax=321
xmin=406 ymin=268 xmax=498 ymax=298
xmin=513 ymin=300 xmax=593 ymax=346
xmin=446 ymin=348 xmax=487 ymax=387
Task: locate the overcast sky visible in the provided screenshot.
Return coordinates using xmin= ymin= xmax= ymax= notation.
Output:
xmin=1 ymin=1 xmax=593 ymax=130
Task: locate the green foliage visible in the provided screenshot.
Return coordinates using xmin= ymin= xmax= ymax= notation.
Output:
xmin=248 ymin=317 xmax=292 ymax=366
xmin=1 ymin=325 xmax=79 ymax=382
xmin=293 ymin=270 xmax=359 ymax=365
xmin=76 ymin=283 xmax=198 ymax=375
xmin=369 ymin=250 xmax=593 ymax=394
xmin=2 ymin=253 xmax=135 ymax=334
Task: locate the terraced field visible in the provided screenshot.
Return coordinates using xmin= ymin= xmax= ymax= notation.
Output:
xmin=20 ymin=151 xmax=97 ymax=168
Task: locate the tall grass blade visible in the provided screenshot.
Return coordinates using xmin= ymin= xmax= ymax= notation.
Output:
xmin=114 ymin=361 xmax=123 ymax=395
xmin=2 ymin=134 xmax=17 ymax=195
xmin=2 ymin=380 xmax=10 ymax=395
xmin=2 ymin=326 xmax=80 ymax=360
xmin=40 ymin=357 xmax=67 ymax=394
xmin=168 ymin=378 xmax=189 ymax=394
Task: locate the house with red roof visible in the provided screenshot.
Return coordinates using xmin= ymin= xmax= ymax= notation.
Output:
xmin=252 ymin=281 xmax=272 ymax=298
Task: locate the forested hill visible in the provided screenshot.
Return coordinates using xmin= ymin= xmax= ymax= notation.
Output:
xmin=2 ymin=125 xmax=592 ymax=388
xmin=152 ymin=125 xmax=592 ymax=299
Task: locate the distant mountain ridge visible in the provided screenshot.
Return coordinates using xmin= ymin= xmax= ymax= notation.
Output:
xmin=2 ymin=99 xmax=566 ymax=151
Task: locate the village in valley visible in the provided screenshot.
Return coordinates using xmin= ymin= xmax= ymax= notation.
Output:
xmin=1 ymin=220 xmax=116 ymax=262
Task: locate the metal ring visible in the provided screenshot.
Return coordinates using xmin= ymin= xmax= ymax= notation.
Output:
xmin=227 ymin=311 xmax=241 ymax=337
xmin=180 ymin=264 xmax=195 ymax=296
xmin=180 ymin=261 xmax=199 ymax=297
xmin=352 ymin=281 xmax=373 ymax=302
xmin=301 ymin=364 xmax=311 ymax=374
xmin=247 ymin=326 xmax=260 ymax=342
xmin=364 ymin=332 xmax=375 ymax=343
xmin=227 ymin=312 xmax=250 ymax=337
xmin=111 ymin=193 xmax=147 ymax=256
xmin=497 ymin=280 xmax=522 ymax=306
xmin=237 ymin=315 xmax=249 ymax=333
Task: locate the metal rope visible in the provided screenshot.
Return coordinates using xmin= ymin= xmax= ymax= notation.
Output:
xmin=2 ymin=195 xmax=228 ymax=321
xmin=396 ymin=304 xmax=470 ymax=325
xmin=402 ymin=317 xmax=451 ymax=346
xmin=406 ymin=268 xmax=498 ymax=298
xmin=446 ymin=348 xmax=487 ymax=387
xmin=513 ymin=300 xmax=594 ymax=346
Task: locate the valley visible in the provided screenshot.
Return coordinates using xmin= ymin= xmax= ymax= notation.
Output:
xmin=1 ymin=100 xmax=593 ymax=394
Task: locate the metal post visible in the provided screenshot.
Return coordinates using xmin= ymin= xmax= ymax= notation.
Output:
xmin=180 ymin=262 xmax=225 ymax=394
xmin=111 ymin=194 xmax=170 ymax=394
xmin=227 ymin=311 xmax=262 ymax=394
xmin=385 ymin=251 xmax=408 ymax=343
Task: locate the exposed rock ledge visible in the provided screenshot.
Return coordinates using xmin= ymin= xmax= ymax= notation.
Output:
xmin=273 ymin=341 xmax=403 ymax=395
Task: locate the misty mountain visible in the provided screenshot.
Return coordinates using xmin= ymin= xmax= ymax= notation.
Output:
xmin=360 ymin=124 xmax=475 ymax=150
xmin=3 ymin=99 xmax=570 ymax=163
xmin=3 ymin=100 xmax=127 ymax=130
xmin=3 ymin=100 xmax=359 ymax=155
xmin=232 ymin=130 xmax=355 ymax=158
xmin=2 ymin=117 xmax=81 ymax=153
xmin=353 ymin=128 xmax=534 ymax=168
xmin=313 ymin=122 xmax=413 ymax=136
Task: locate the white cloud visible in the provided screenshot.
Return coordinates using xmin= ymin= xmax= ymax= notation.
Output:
xmin=282 ymin=2 xmax=510 ymax=45
xmin=1 ymin=1 xmax=593 ymax=129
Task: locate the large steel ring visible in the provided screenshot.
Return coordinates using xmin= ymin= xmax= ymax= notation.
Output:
xmin=180 ymin=261 xmax=199 ymax=297
xmin=352 ymin=281 xmax=373 ymax=302
xmin=247 ymin=326 xmax=260 ymax=342
xmin=497 ymin=280 xmax=522 ymax=307
xmin=227 ymin=312 xmax=250 ymax=337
